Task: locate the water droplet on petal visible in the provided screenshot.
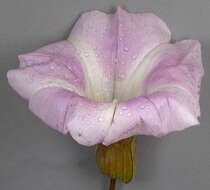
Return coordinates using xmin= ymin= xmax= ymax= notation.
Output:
xmin=114 ymin=57 xmax=118 ymax=64
xmin=127 ymin=112 xmax=131 ymax=116
xmin=140 ymin=105 xmax=145 ymax=109
xmin=85 ymin=52 xmax=89 ymax=57
xmin=65 ymin=74 xmax=70 ymax=79
xmin=119 ymin=73 xmax=125 ymax=79
xmin=132 ymin=55 xmax=137 ymax=60
xmin=67 ymin=65 xmax=72 ymax=71
xmin=98 ymin=117 xmax=103 ymax=121
xmin=119 ymin=111 xmax=123 ymax=115
xmin=122 ymin=106 xmax=127 ymax=110
xmin=50 ymin=65 xmax=55 ymax=70
xmin=124 ymin=47 xmax=129 ymax=52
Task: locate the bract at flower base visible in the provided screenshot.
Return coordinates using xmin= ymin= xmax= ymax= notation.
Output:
xmin=96 ymin=136 xmax=136 ymax=187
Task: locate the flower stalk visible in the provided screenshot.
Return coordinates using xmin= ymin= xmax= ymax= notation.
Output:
xmin=109 ymin=178 xmax=116 ymax=190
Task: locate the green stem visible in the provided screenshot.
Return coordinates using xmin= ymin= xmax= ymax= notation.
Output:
xmin=109 ymin=178 xmax=116 ymax=190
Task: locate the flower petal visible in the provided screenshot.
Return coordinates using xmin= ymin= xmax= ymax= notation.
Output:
xmin=7 ymin=41 xmax=85 ymax=99
xmin=103 ymin=91 xmax=199 ymax=145
xmin=68 ymin=7 xmax=171 ymax=102
xmin=18 ymin=41 xmax=71 ymax=68
xmin=103 ymin=40 xmax=203 ymax=145
xmin=114 ymin=7 xmax=171 ymax=101
xmin=144 ymin=40 xmax=204 ymax=116
xmin=68 ymin=10 xmax=117 ymax=102
xmin=7 ymin=8 xmax=203 ymax=147
xmin=8 ymin=38 xmax=116 ymax=146
xmin=29 ymin=87 xmax=116 ymax=146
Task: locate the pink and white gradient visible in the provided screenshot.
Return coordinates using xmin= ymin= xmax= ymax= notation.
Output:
xmin=7 ymin=7 xmax=204 ymax=146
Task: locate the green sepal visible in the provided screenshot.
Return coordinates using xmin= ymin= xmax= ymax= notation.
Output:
xmin=95 ymin=136 xmax=136 ymax=183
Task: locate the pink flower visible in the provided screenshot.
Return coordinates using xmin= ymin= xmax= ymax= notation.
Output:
xmin=7 ymin=7 xmax=204 ymax=146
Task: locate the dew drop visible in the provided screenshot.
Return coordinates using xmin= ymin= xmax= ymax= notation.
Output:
xmin=123 ymin=47 xmax=129 ymax=52
xmin=119 ymin=111 xmax=123 ymax=115
xmin=132 ymin=55 xmax=137 ymax=60
xmin=67 ymin=65 xmax=72 ymax=71
xmin=50 ymin=65 xmax=55 ymax=70
xmin=98 ymin=117 xmax=103 ymax=121
xmin=127 ymin=112 xmax=131 ymax=116
xmin=65 ymin=74 xmax=69 ymax=79
xmin=113 ymin=57 xmax=118 ymax=64
xmin=140 ymin=105 xmax=145 ymax=109
xmin=122 ymin=106 xmax=127 ymax=110
xmin=119 ymin=73 xmax=125 ymax=79
xmin=84 ymin=52 xmax=89 ymax=57
xmin=140 ymin=117 xmax=144 ymax=124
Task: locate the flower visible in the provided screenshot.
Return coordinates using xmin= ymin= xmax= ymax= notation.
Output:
xmin=7 ymin=7 xmax=204 ymax=146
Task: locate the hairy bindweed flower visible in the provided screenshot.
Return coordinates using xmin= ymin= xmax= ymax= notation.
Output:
xmin=7 ymin=7 xmax=204 ymax=189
